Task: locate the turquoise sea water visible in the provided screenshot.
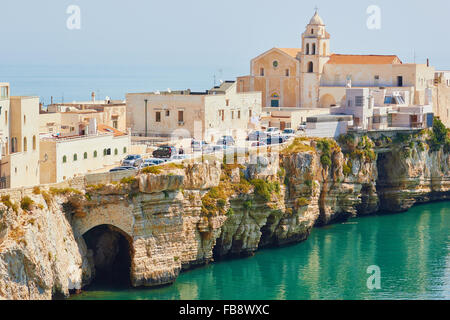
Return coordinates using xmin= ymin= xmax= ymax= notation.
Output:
xmin=72 ymin=202 xmax=450 ymax=300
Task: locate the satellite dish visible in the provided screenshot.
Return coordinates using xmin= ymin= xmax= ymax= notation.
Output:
xmin=219 ymin=80 xmax=224 ymax=84
xmin=167 ymin=88 xmax=172 ymax=93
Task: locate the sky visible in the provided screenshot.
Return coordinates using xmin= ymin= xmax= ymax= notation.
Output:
xmin=0 ymin=0 xmax=449 ymax=98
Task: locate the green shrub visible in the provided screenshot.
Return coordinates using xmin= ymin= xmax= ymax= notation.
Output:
xmin=320 ymin=154 xmax=332 ymax=168
xmin=296 ymin=197 xmax=310 ymax=207
xmin=1 ymin=195 xmax=19 ymax=213
xmin=120 ymin=176 xmax=137 ymax=185
xmin=20 ymin=196 xmax=35 ymax=211
xmin=32 ymin=186 xmax=41 ymax=195
xmin=243 ymin=200 xmax=253 ymax=210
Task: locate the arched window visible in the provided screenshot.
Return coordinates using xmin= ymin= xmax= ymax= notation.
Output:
xmin=312 ymin=43 xmax=316 ymax=55
xmin=94 ymin=150 xmax=98 ymax=158
xmin=306 ymin=43 xmax=310 ymax=55
xmin=11 ymin=137 xmax=17 ymax=153
xmin=84 ymin=152 xmax=88 ymax=159
xmin=123 ymin=147 xmax=127 ymax=154
xmin=114 ymin=148 xmax=118 ymax=155
xmin=5 ymin=110 xmax=7 ymax=125
xmin=103 ymin=149 xmax=107 ymax=156
xmin=32 ymin=136 xmax=36 ymax=150
xmin=308 ymin=62 xmax=314 ymax=73
xmin=73 ymin=153 xmax=78 ymax=161
xmin=23 ymin=137 xmax=27 ymax=152
xmin=311 ymin=29 xmax=314 ymax=34
xmin=63 ymin=155 xmax=67 ymax=163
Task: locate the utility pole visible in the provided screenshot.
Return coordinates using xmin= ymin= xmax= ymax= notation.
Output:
xmin=144 ymin=99 xmax=148 ymax=137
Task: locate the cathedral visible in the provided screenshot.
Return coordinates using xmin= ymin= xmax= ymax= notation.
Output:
xmin=237 ymin=10 xmax=436 ymax=130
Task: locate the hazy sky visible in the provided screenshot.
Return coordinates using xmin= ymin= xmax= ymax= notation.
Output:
xmin=1 ymin=0 xmax=450 ymax=86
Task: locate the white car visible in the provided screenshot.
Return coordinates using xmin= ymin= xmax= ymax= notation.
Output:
xmin=265 ymin=127 xmax=281 ymax=136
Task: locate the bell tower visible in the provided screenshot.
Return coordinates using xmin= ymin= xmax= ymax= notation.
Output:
xmin=300 ymin=9 xmax=331 ymax=108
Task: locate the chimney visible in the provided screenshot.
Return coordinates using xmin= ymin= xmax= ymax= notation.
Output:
xmin=91 ymin=91 xmax=96 ymax=102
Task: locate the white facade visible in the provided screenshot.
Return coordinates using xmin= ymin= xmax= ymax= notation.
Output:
xmin=40 ymin=133 xmax=130 ymax=184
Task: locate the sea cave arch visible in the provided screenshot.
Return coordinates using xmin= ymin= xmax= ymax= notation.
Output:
xmin=82 ymin=224 xmax=134 ymax=287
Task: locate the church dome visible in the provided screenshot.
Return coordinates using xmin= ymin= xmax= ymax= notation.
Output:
xmin=309 ymin=10 xmax=324 ymax=25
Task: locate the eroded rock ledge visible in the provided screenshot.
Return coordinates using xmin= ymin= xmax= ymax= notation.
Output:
xmin=1 ymin=131 xmax=449 ymax=300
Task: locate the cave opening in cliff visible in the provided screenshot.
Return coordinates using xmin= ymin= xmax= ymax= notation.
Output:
xmin=83 ymin=225 xmax=133 ymax=289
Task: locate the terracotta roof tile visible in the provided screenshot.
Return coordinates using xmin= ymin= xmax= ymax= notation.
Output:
xmin=327 ymin=54 xmax=402 ymax=65
xmin=97 ymin=124 xmax=126 ymax=137
xmin=278 ymin=48 xmax=301 ymax=58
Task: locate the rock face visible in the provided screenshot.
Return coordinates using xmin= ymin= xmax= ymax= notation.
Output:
xmin=0 ymin=134 xmax=449 ymax=300
xmin=377 ymin=145 xmax=450 ymax=212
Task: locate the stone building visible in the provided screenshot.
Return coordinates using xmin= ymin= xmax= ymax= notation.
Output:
xmin=0 ymin=83 xmax=40 ymax=189
xmin=39 ymin=124 xmax=130 ymax=184
xmin=44 ymin=96 xmax=127 ymax=133
xmin=126 ymin=81 xmax=262 ymax=143
xmin=237 ymin=10 xmax=439 ymax=129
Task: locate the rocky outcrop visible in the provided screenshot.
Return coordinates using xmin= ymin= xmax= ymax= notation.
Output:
xmin=0 ymin=190 xmax=91 ymax=300
xmin=377 ymin=142 xmax=450 ymax=212
xmin=0 ymin=133 xmax=449 ymax=300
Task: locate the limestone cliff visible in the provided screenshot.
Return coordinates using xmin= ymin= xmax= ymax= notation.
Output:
xmin=0 ymin=130 xmax=449 ymax=300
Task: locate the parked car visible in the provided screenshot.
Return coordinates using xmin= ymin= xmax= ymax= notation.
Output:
xmin=109 ymin=166 xmax=137 ymax=172
xmin=144 ymin=158 xmax=166 ymax=166
xmin=171 ymin=154 xmax=188 ymax=160
xmin=191 ymin=140 xmax=209 ymax=152
xmin=265 ymin=127 xmax=281 ymax=136
xmin=282 ymin=128 xmax=296 ymax=139
xmin=298 ymin=122 xmax=307 ymax=131
xmin=266 ymin=135 xmax=289 ymax=145
xmin=153 ymin=145 xmax=177 ymax=159
xmin=216 ymin=136 xmax=235 ymax=146
xmin=121 ymin=155 xmax=143 ymax=167
xmin=247 ymin=131 xmax=268 ymax=141
xmin=251 ymin=141 xmax=267 ymax=147
xmin=140 ymin=158 xmax=165 ymax=169
xmin=203 ymin=145 xmax=226 ymax=154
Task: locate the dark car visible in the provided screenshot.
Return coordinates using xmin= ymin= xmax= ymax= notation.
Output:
xmin=152 ymin=145 xmax=177 ymax=159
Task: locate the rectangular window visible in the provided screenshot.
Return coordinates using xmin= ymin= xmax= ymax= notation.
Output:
xmin=397 ymin=76 xmax=403 ymax=87
xmin=238 ymin=110 xmax=241 ymax=119
xmin=226 ymin=99 xmax=229 ymax=106
xmin=231 ymin=111 xmax=234 ymax=119
xmin=178 ymin=110 xmax=184 ymax=122
xmin=156 ymin=111 xmax=161 ymax=122
xmin=112 ymin=120 xmax=118 ymax=129
xmin=355 ymin=96 xmax=364 ymax=107
xmin=0 ymin=86 xmax=8 ymax=99
xmin=249 ymin=110 xmax=252 ymax=117
xmin=271 ymin=100 xmax=279 ymax=108
xmin=286 ymin=69 xmax=290 ymax=77
xmin=166 ymin=110 xmax=170 ymax=117
xmin=260 ymin=68 xmax=264 ymax=76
